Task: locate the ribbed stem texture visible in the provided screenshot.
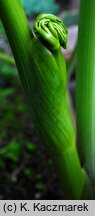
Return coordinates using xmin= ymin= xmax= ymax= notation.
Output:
xmin=77 ymin=0 xmax=95 ymax=183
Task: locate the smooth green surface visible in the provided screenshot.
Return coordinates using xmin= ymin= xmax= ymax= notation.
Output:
xmin=77 ymin=0 xmax=95 ymax=182
xmin=0 ymin=0 xmax=85 ymax=199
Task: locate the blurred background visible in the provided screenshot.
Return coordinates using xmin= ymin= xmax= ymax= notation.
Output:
xmin=0 ymin=0 xmax=79 ymax=199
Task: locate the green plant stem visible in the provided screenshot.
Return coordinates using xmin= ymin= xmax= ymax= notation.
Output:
xmin=0 ymin=0 xmax=34 ymax=93
xmin=52 ymin=145 xmax=85 ymax=199
xmin=67 ymin=42 xmax=77 ymax=78
xmin=0 ymin=0 xmax=86 ymax=199
xmin=77 ymin=0 xmax=95 ymax=184
xmin=0 ymin=52 xmax=15 ymax=65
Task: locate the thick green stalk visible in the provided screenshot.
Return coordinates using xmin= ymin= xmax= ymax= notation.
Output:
xmin=77 ymin=0 xmax=95 ymax=184
xmin=0 ymin=0 xmax=34 ymax=94
xmin=0 ymin=0 xmax=85 ymax=199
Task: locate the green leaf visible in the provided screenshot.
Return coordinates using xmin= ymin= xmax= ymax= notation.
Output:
xmin=26 ymin=142 xmax=37 ymax=151
xmin=0 ymin=88 xmax=15 ymax=102
xmin=35 ymin=182 xmax=45 ymax=190
xmin=24 ymin=168 xmax=34 ymax=177
xmin=0 ymin=140 xmax=21 ymax=162
xmin=1 ymin=64 xmax=17 ymax=77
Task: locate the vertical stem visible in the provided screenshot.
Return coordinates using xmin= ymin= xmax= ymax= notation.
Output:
xmin=0 ymin=0 xmax=34 ymax=93
xmin=77 ymin=0 xmax=95 ymax=182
